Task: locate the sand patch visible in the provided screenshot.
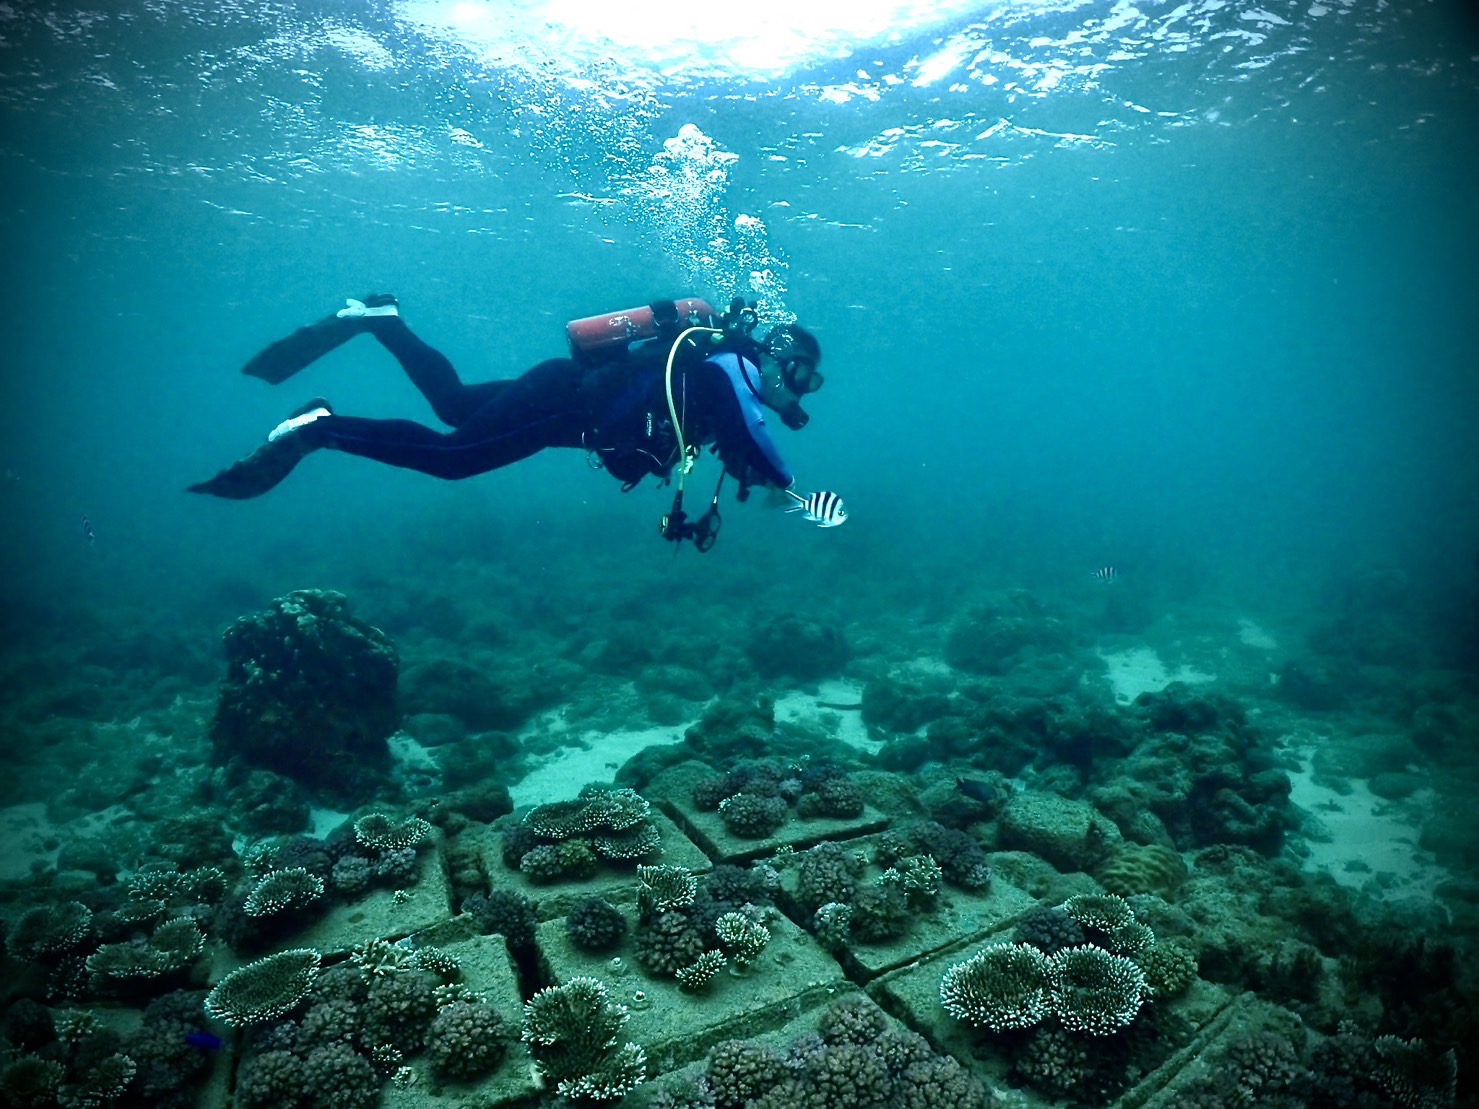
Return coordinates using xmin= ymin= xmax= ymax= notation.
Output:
xmin=1098 ymin=646 xmax=1215 ymax=703
xmin=774 ymin=679 xmax=880 ymax=755
xmin=1237 ymin=618 xmax=1278 ymax=650
xmin=509 ymin=726 xmax=684 ymax=808
xmin=1288 ymin=757 xmax=1446 ymax=905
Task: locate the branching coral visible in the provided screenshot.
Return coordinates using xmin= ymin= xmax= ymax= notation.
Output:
xmin=1013 ymin=906 xmax=1087 ymax=955
xmin=638 ymin=865 xmax=698 ymax=920
xmin=204 ymin=948 xmax=321 ymax=1026
xmin=354 ymin=813 xmax=432 ymax=853
xmin=1371 ymin=1035 xmax=1457 ymax=1108
xmin=426 ymin=1000 xmax=509 ymax=1080
xmin=350 ymin=937 xmax=416 ymax=979
xmin=566 ymin=898 xmax=628 ymax=953
xmin=812 ymin=903 xmax=854 ymax=950
xmin=635 ymin=911 xmax=706 ymax=977
xmin=665 ymin=997 xmax=991 ymax=1109
xmin=714 ymin=913 xmax=769 ymax=966
xmin=718 ymin=792 xmax=788 ymax=838
xmin=521 ymin=977 xmax=647 ymax=1100
xmin=676 ymin=951 xmax=728 ymax=992
xmin=85 ymin=917 xmax=204 ymax=982
xmin=876 ymin=823 xmax=991 ymax=890
xmin=244 ymin=866 xmax=325 ymax=917
xmin=6 ymin=902 xmax=94 ymax=960
xmin=1045 ymin=945 xmax=1148 ymax=1037
xmin=1136 ymin=940 xmax=1198 ymax=999
xmin=793 ymin=842 xmax=864 ymax=914
xmin=510 ymin=786 xmax=661 ymax=880
xmin=211 ymin=589 xmax=399 ymax=800
xmin=939 ymin=943 xmax=1053 ymax=1032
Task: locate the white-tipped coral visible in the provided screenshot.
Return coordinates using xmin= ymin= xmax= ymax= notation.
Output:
xmin=676 ymin=951 xmax=728 ymax=991
xmin=636 ymin=864 xmax=698 ymax=919
xmin=715 ymin=912 xmax=769 ymax=965
xmin=521 ymin=976 xmax=647 ymax=1099
xmin=939 ymin=942 xmax=1053 ymax=1032
xmin=244 ymin=867 xmax=325 ymax=917
xmin=205 ymin=948 xmax=321 ymax=1026
xmin=6 ymin=901 xmax=94 ymax=959
xmin=354 ymin=813 xmax=433 ymax=853
xmin=1046 ymin=944 xmax=1148 ymax=1036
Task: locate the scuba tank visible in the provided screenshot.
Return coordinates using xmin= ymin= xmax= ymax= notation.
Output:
xmin=566 ymin=297 xmax=719 ymax=360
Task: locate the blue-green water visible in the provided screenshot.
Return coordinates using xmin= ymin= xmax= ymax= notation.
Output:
xmin=1 ymin=2 xmax=1477 ymax=1105
xmin=3 ymin=0 xmax=1476 ymax=610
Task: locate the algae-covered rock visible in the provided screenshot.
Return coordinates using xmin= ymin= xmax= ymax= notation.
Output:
xmin=210 ymin=590 xmax=398 ymax=803
xmin=944 ymin=591 xmax=1078 ymax=675
xmin=745 ymin=613 xmax=848 ymax=681
xmin=999 ymin=792 xmax=1122 ymax=872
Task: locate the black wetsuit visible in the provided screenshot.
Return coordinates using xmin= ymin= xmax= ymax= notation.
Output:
xmin=316 ymin=318 xmax=793 ymax=490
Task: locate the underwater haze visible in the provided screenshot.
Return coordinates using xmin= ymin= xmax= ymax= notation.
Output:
xmin=3 ymin=0 xmax=1479 ymax=1106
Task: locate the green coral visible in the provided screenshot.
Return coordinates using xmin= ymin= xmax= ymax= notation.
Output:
xmin=939 ymin=942 xmax=1053 ymax=1032
xmin=521 ymin=977 xmax=647 ymax=1099
xmin=205 ymin=948 xmax=321 ymax=1026
xmin=1046 ymin=945 xmax=1148 ymax=1036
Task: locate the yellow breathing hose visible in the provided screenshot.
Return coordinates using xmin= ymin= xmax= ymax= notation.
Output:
xmin=664 ymin=325 xmax=724 ymax=490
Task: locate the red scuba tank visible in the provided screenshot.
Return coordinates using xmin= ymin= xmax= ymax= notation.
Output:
xmin=566 ymin=297 xmax=718 ymax=357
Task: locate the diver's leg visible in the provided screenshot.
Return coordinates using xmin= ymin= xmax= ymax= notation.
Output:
xmin=369 ymin=316 xmax=508 ymax=428
xmin=319 ymin=358 xmax=587 ymax=479
xmin=241 ymin=294 xmax=401 ymax=384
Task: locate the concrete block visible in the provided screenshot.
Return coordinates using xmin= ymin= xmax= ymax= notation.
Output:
xmin=774 ymin=840 xmax=1040 ymax=979
xmin=482 ymin=810 xmax=712 ymax=921
xmin=649 ymin=761 xmax=888 ymax=863
xmin=535 ymin=906 xmax=848 ymax=1075
xmin=872 ymin=932 xmax=1239 ymax=1106
xmin=381 ymin=932 xmax=542 ymax=1108
xmin=290 ymin=847 xmax=452 ymax=955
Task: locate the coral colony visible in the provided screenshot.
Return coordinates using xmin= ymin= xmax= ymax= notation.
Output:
xmin=0 ymin=582 xmax=1469 ymax=1108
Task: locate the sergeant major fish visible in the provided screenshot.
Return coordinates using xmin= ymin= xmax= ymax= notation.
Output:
xmin=786 ymin=489 xmax=847 ymax=528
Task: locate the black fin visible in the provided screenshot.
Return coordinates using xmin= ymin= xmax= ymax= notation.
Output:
xmin=186 ymin=440 xmax=310 ymax=499
xmin=242 ymin=316 xmax=361 ymax=384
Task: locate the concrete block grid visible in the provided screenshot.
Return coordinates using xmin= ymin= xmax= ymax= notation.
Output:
xmin=189 ymin=783 xmax=1265 ymax=1107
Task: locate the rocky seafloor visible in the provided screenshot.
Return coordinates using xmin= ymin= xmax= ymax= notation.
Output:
xmin=1 ymin=548 xmax=1476 ymax=1108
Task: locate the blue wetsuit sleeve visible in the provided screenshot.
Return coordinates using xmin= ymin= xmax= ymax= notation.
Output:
xmin=696 ymin=357 xmax=794 ymax=488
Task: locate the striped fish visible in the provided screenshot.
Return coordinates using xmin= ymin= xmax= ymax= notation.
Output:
xmin=786 ymin=489 xmax=847 ymax=527
xmin=1090 ymin=566 xmax=1117 ymax=583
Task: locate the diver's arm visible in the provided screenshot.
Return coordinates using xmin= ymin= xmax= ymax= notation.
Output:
xmin=695 ymin=360 xmax=794 ymax=488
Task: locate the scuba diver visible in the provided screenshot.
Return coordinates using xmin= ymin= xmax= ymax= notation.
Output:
xmin=187 ymin=294 xmax=842 ymax=550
